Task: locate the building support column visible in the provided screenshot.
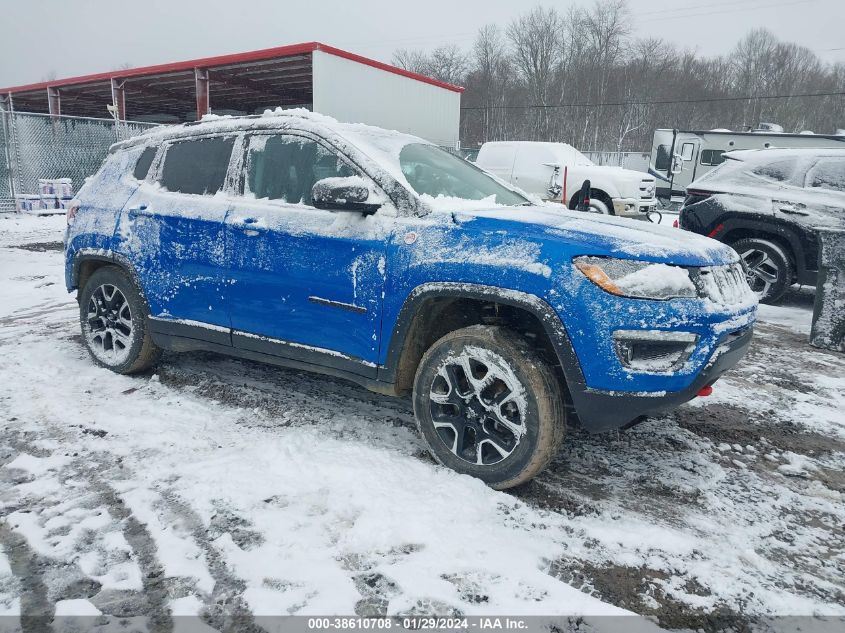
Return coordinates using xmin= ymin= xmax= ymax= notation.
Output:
xmin=47 ymin=87 xmax=61 ymax=117
xmin=110 ymin=78 xmax=126 ymax=122
xmin=195 ymin=68 xmax=209 ymax=120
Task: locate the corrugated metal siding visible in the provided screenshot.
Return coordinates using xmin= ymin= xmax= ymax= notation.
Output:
xmin=311 ymin=50 xmax=460 ymax=148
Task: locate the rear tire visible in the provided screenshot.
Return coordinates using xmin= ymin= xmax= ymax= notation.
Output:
xmin=412 ymin=325 xmax=566 ymax=489
xmin=731 ymin=238 xmax=793 ymax=304
xmin=79 ymin=266 xmax=161 ymax=374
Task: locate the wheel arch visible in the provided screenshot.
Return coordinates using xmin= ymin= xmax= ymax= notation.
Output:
xmin=380 ymin=283 xmax=586 ymax=398
xmin=568 ymin=187 xmax=613 ymax=210
xmin=72 ymin=250 xmax=147 ymax=301
xmin=720 ymin=219 xmax=808 ymax=278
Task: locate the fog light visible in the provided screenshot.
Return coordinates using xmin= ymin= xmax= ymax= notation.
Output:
xmin=613 ymin=330 xmax=698 ymax=373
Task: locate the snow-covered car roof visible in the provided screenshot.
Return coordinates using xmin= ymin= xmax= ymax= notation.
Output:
xmin=112 ymin=108 xmax=428 ymax=160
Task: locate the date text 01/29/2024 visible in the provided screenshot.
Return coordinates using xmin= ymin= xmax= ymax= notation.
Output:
xmin=306 ymin=617 xmax=529 ymax=630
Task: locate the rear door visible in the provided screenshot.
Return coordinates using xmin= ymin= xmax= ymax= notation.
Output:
xmin=117 ymin=134 xmax=238 ymax=334
xmin=224 ymin=132 xmax=391 ymax=372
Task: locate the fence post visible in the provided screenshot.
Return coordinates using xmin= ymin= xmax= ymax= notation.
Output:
xmin=0 ymin=94 xmax=17 ymax=200
xmin=810 ymin=228 xmax=845 ymax=353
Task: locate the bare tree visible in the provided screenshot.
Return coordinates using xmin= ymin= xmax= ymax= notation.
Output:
xmin=506 ymin=6 xmax=563 ymax=139
xmin=392 ymin=49 xmax=431 ymax=75
xmin=394 ymin=3 xmax=845 ymax=152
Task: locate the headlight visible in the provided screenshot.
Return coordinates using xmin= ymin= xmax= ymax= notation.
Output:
xmin=574 ymin=256 xmax=698 ymax=300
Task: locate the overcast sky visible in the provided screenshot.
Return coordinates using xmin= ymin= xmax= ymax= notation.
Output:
xmin=0 ymin=0 xmax=842 ymax=88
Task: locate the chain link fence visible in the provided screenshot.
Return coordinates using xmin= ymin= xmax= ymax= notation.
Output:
xmin=0 ymin=110 xmax=160 ymax=212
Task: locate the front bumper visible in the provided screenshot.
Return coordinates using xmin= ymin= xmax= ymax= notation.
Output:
xmin=613 ymin=196 xmax=658 ymax=217
xmin=568 ymin=325 xmax=753 ymax=432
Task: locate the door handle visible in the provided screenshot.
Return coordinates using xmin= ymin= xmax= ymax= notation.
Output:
xmin=231 ymin=217 xmax=268 ymax=234
xmin=778 ymin=206 xmax=809 ymax=216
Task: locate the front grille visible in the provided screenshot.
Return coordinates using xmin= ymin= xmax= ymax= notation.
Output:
xmin=639 ymin=179 xmax=656 ymax=200
xmin=693 ymin=263 xmax=753 ymax=306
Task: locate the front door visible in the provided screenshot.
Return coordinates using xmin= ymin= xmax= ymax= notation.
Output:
xmin=224 ymin=132 xmax=391 ymax=373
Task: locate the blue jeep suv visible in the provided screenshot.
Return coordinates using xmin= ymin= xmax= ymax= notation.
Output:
xmin=65 ymin=110 xmax=757 ymax=488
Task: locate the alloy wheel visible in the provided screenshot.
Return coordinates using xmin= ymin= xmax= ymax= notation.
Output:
xmin=85 ymin=284 xmax=133 ymax=364
xmin=428 ymin=348 xmax=526 ymax=466
xmin=740 ymin=247 xmax=780 ymax=299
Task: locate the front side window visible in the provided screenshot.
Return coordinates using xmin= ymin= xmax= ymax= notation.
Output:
xmin=160 ymin=136 xmax=236 ymax=195
xmin=399 ymin=143 xmax=528 ymax=205
xmin=806 ymin=158 xmax=845 ymax=193
xmin=245 ymin=134 xmax=356 ymax=205
xmin=654 ymin=144 xmax=671 ymax=171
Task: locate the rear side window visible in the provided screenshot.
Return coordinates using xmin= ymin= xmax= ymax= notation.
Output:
xmin=160 ymin=136 xmax=235 ymax=195
xmin=751 ymin=157 xmax=798 ymax=183
xmin=245 ymin=134 xmax=355 ymax=204
xmin=700 ymin=149 xmax=726 ymax=166
xmin=133 ymin=147 xmax=156 ymax=180
xmin=806 ymin=158 xmax=845 ymax=192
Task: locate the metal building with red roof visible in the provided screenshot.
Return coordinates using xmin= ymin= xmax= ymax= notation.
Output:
xmin=0 ymin=42 xmax=463 ymax=147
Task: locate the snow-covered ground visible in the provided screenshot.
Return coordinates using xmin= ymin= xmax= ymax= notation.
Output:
xmin=1 ymin=214 xmax=843 ymax=630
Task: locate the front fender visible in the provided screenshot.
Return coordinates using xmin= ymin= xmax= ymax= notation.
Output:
xmin=378 ymin=281 xmax=587 ymax=396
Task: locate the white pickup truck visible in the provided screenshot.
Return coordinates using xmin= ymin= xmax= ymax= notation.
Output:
xmin=475 ymin=141 xmax=658 ymax=217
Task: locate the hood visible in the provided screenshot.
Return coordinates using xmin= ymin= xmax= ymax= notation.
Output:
xmin=571 ymin=165 xmax=653 ymax=182
xmin=451 ymin=205 xmax=738 ymax=267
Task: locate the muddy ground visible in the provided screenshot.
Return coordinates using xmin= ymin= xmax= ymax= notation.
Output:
xmin=0 ymin=219 xmax=843 ymax=631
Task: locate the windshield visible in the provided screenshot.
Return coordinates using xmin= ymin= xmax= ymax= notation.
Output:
xmin=570 ymin=147 xmax=594 ymax=166
xmin=399 ymin=143 xmax=529 ymax=206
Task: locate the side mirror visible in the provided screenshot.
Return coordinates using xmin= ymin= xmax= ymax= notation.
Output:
xmin=671 ymin=154 xmax=684 ymax=174
xmin=312 ymin=177 xmax=381 ymax=215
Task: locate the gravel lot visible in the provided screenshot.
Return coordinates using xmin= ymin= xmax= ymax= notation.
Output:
xmin=1 ymin=214 xmax=843 ymax=631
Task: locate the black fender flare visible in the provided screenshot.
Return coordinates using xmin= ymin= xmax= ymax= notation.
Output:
xmin=718 ymin=217 xmax=815 ymax=277
xmin=70 ymin=249 xmax=148 ymax=300
xmin=378 ymin=282 xmax=587 ymax=392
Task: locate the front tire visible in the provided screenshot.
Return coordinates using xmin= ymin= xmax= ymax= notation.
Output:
xmin=570 ymin=190 xmax=613 ymax=215
xmin=79 ymin=266 xmax=161 ymax=374
xmin=412 ymin=325 xmax=566 ymax=489
xmin=732 ymin=238 xmax=793 ymax=304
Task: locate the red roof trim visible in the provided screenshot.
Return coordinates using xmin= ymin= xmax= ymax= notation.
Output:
xmin=0 ymin=41 xmax=464 ymax=96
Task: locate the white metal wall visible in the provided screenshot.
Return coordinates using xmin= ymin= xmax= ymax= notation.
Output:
xmin=311 ymin=50 xmax=461 ymax=148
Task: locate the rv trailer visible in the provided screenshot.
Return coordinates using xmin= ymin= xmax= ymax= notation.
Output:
xmin=650 ymin=127 xmax=845 ymax=200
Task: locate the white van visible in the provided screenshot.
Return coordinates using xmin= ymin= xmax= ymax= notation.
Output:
xmin=475 ymin=141 xmax=657 ymax=216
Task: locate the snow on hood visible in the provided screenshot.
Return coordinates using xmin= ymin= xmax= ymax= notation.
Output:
xmin=453 ymin=206 xmax=738 ymax=266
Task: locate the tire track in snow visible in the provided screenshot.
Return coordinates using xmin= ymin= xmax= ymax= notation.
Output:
xmin=156 ymin=490 xmax=263 ymax=633
xmin=0 ymin=521 xmax=53 ymax=632
xmin=81 ymin=478 xmax=174 ymax=633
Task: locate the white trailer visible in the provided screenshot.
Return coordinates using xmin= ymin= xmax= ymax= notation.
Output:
xmin=650 ymin=127 xmax=845 ymax=199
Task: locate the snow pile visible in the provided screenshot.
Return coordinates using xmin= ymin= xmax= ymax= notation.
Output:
xmin=419 ymin=193 xmax=507 ymax=213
